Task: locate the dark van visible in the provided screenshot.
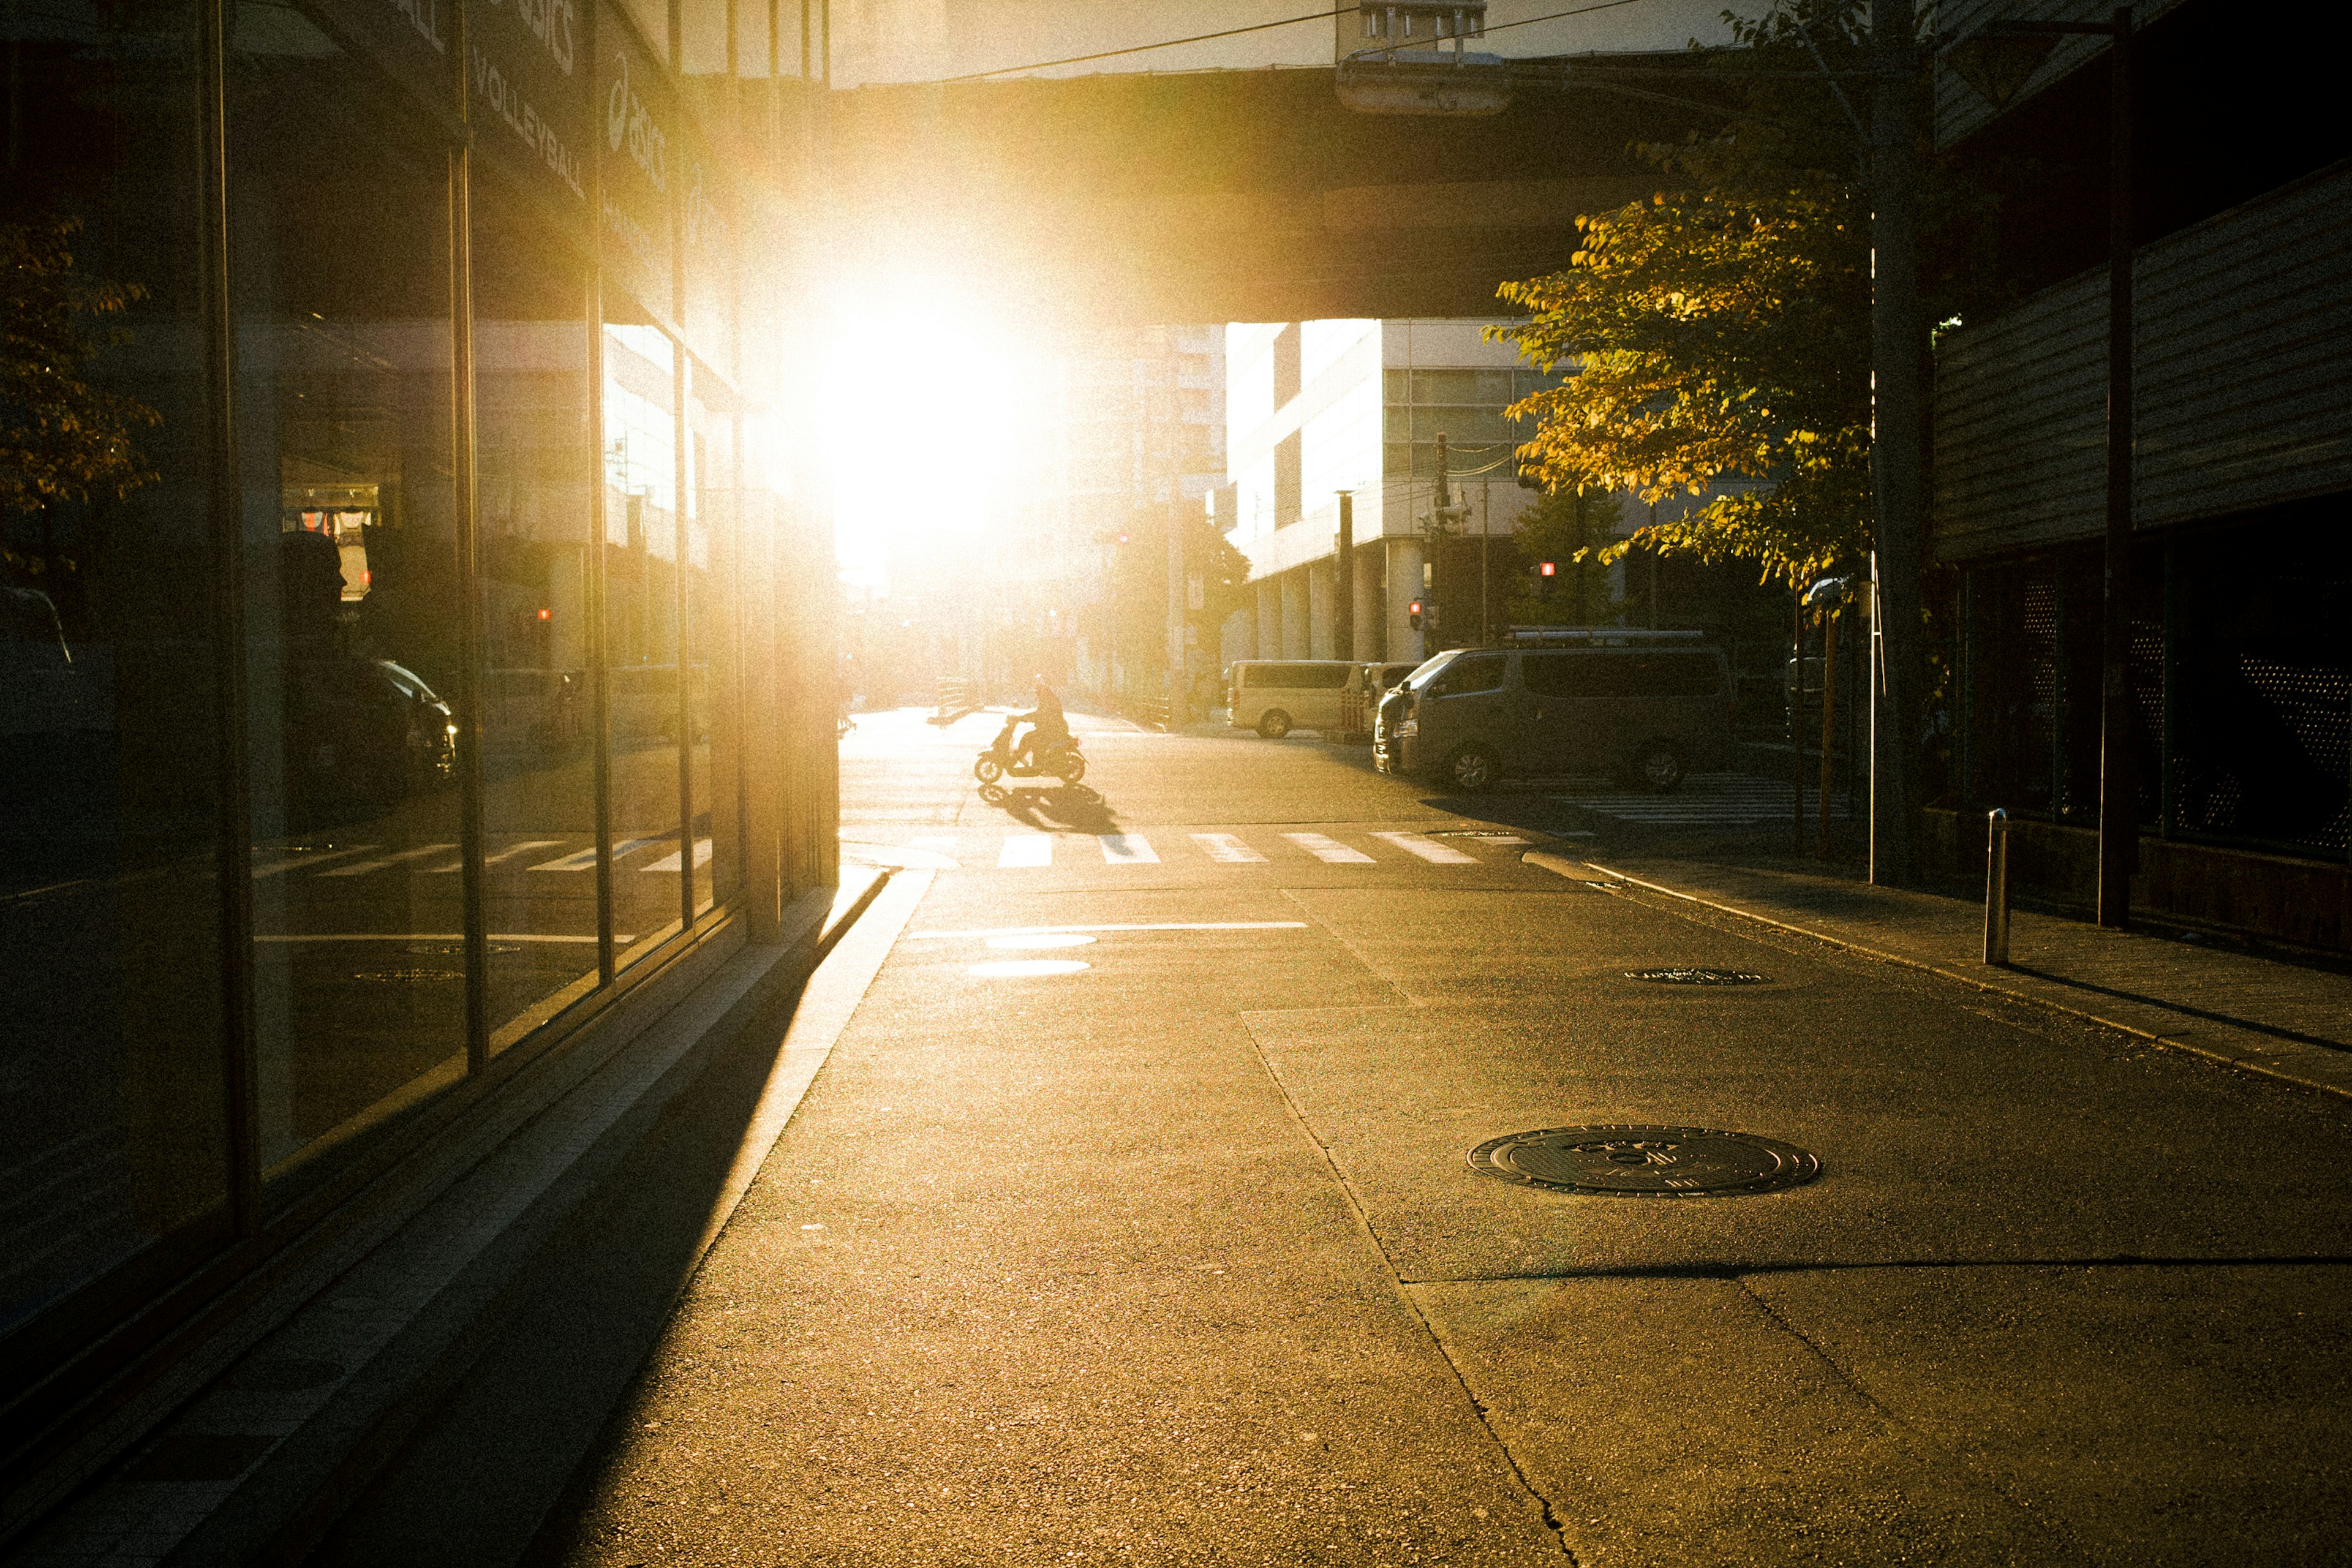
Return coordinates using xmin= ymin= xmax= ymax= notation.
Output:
xmin=1373 ymin=635 xmax=1733 ymax=794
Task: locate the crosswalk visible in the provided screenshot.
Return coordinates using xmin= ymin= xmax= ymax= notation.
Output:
xmin=1551 ymin=773 xmax=1852 ymax=826
xmin=252 ymin=836 xmax=711 ymax=881
xmin=852 ymin=828 xmax=1527 ymax=872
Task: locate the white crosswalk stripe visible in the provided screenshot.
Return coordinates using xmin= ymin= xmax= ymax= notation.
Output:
xmin=1284 ymin=832 xmax=1376 ymax=864
xmin=320 ymin=843 xmax=456 ymax=877
xmin=1190 ymin=832 xmax=1267 ymax=863
xmin=1098 ymin=834 xmax=1158 ymax=864
xmin=643 ymin=838 xmax=714 ymax=873
xmin=1551 ymin=774 xmax=1852 ymax=825
xmin=998 ymin=834 xmax=1054 ymax=867
xmin=530 ymin=836 xmax=665 ymax=872
xmin=1371 ymin=831 xmax=1477 ymax=864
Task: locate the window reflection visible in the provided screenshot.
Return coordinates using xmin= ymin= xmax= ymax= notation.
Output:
xmin=0 ymin=0 xmax=229 ymax=1331
xmin=475 ymin=192 xmax=601 ymax=1047
xmin=231 ymin=10 xmax=466 ymax=1177
xmin=603 ymin=320 xmax=684 ymax=961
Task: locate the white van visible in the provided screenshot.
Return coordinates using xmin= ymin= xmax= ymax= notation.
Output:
xmin=1226 ymin=660 xmax=1364 ymax=739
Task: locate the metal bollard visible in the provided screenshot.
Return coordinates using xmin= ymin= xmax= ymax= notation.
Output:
xmin=1983 ymin=808 xmax=2012 ymax=966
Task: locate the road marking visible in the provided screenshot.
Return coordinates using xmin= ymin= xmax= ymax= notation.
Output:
xmin=251 ymin=845 xmax=375 ymax=880
xmin=643 ymin=838 xmax=714 ymax=872
xmin=426 ymin=838 xmax=565 ymax=873
xmin=908 ymin=921 xmax=1308 ymax=940
xmin=530 ymin=836 xmax=665 ymax=872
xmin=1098 ymin=834 xmax=1158 ymax=863
xmin=252 ymin=932 xmax=616 ymax=944
xmin=968 ymin=959 xmax=1090 ymax=978
xmin=1190 ymin=833 xmax=1267 ymax=863
xmin=320 ymin=843 xmax=457 ymax=877
xmin=997 ymin=834 xmax=1054 ymax=867
xmin=1372 ymin=832 xmax=1478 ymax=864
xmin=1284 ymin=832 xmax=1374 ymax=864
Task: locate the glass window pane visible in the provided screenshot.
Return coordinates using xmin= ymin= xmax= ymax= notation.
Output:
xmin=603 ymin=320 xmax=684 ymax=963
xmin=230 ymin=15 xmax=466 ymax=1180
xmin=474 ymin=189 xmax=601 ymax=1049
xmin=1 ymin=0 xmax=230 ymax=1332
xmin=685 ymin=364 xmax=741 ymax=914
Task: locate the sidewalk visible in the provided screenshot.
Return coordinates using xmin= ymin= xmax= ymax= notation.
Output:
xmin=1586 ymin=854 xmax=2352 ymax=1102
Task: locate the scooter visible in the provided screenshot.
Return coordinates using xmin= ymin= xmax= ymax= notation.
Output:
xmin=974 ymin=714 xmax=1085 ymax=785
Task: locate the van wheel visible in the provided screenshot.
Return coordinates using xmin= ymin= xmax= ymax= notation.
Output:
xmin=1257 ymin=710 xmax=1292 ymax=739
xmin=1634 ymin=741 xmax=1685 ymax=794
xmin=1445 ymin=744 xmax=1499 ymax=794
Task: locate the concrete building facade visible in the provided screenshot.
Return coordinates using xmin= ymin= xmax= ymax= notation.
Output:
xmin=1219 ymin=318 xmax=1621 ymax=668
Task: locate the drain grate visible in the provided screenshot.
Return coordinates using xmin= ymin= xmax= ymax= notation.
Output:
xmin=1624 ymin=967 xmax=1768 ymax=986
xmin=1428 ymin=829 xmax=1526 ymax=839
xmin=405 ymin=941 xmax=521 ymax=957
xmin=350 ymin=967 xmax=466 ymax=983
xmin=1470 ymin=1124 xmax=1819 ymax=1196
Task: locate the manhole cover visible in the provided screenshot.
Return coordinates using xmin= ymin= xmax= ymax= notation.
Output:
xmin=1469 ymin=1125 xmax=1819 ymax=1196
xmin=1624 ymin=967 xmax=1768 ymax=986
xmin=350 ymin=968 xmax=466 ymax=983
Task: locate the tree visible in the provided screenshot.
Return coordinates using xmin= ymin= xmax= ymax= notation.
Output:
xmin=1504 ymin=483 xmax=1619 ymax=627
xmin=1 ymin=216 xmax=160 ymax=582
xmin=1110 ymin=503 xmax=1250 ymax=699
xmin=1489 ymin=2 xmax=1874 ymax=591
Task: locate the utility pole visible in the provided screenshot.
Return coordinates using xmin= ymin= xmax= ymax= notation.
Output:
xmin=1868 ymin=0 xmax=1926 ymax=885
xmin=1479 ymin=478 xmax=1490 ymax=645
xmin=1334 ymin=491 xmax=1355 ymax=662
xmin=1425 ymin=432 xmax=1457 ymax=653
xmin=1167 ymin=497 xmax=1186 ymax=723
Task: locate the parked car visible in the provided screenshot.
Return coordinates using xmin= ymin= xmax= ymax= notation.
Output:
xmin=1226 ymin=660 xmax=1366 ymax=739
xmin=1374 ymin=635 xmax=1733 ymax=793
xmin=1361 ymin=660 xmax=1423 ymax=698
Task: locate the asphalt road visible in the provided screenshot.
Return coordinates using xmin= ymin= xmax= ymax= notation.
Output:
xmin=321 ymin=709 xmax=2352 ymax=1567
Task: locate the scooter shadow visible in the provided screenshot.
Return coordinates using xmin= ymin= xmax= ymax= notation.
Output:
xmin=979 ymin=782 xmax=1120 ymax=835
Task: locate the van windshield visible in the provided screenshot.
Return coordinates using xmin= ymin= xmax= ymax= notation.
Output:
xmin=1397 ymin=652 xmax=1461 ymax=692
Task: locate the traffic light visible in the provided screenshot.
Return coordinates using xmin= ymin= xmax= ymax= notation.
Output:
xmin=1408 ymin=598 xmax=1423 ymax=631
xmin=1539 ymin=562 xmax=1555 ymax=577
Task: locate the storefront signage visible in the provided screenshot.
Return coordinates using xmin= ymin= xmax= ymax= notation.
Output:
xmin=595 ymin=1 xmax=673 ymax=314
xmin=467 ymin=0 xmax=588 ymax=213
xmin=306 ymin=0 xmax=457 ymax=109
xmin=679 ymin=126 xmax=736 ymax=369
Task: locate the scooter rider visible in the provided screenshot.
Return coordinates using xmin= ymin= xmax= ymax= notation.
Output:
xmin=1009 ymin=676 xmax=1069 ymax=770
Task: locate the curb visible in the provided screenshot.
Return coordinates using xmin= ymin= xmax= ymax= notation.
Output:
xmin=1571 ymin=859 xmax=2352 ymax=1108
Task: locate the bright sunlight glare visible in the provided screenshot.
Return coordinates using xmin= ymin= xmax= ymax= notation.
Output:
xmin=824 ymin=304 xmax=1044 ymax=598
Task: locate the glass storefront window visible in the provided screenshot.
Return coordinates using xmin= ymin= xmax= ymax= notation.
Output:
xmin=473 ymin=190 xmax=602 ymax=1049
xmin=685 ymin=362 xmax=741 ymax=914
xmin=603 ymin=319 xmax=684 ymax=963
xmin=1 ymin=0 xmax=229 ymax=1335
xmin=230 ymin=10 xmax=465 ymax=1180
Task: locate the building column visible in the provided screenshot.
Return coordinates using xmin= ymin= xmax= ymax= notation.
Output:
xmin=1280 ymin=570 xmax=1310 ymax=659
xmin=1352 ymin=544 xmax=1385 ymax=663
xmin=1307 ymin=557 xmax=1335 ymax=660
xmin=1255 ymin=578 xmax=1279 ymax=660
xmin=1387 ymin=536 xmax=1425 ymax=663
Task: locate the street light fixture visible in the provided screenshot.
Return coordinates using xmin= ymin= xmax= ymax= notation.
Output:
xmin=1947 ymin=6 xmax=2137 ymax=929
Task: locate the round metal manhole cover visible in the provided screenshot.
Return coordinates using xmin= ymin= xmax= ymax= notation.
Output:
xmin=1469 ymin=1125 xmax=1820 ymax=1196
xmin=1624 ymin=967 xmax=1769 ymax=986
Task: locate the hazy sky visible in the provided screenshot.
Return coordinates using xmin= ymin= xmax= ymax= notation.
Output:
xmin=829 ymin=0 xmax=1779 ymax=87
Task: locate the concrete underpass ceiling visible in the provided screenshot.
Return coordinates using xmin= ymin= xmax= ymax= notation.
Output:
xmin=820 ymin=62 xmax=1730 ymax=325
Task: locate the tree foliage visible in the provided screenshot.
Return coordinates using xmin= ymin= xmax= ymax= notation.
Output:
xmin=1503 ymin=483 xmax=1621 ymax=627
xmin=1 ymin=216 xmax=160 ymax=540
xmin=1491 ymin=1 xmax=1875 ymax=589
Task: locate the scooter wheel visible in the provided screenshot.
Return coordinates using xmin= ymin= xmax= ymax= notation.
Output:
xmin=974 ymin=757 xmax=1003 ymax=784
xmin=1058 ymin=753 xmax=1086 ymax=784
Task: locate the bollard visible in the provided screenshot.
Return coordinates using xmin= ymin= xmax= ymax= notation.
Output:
xmin=1983 ymin=808 xmax=2012 ymax=966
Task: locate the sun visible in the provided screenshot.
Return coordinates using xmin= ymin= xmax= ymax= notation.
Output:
xmin=823 ymin=304 xmax=1040 ymax=594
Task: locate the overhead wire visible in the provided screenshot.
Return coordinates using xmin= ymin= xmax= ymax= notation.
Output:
xmin=927 ymin=0 xmax=1675 ymax=86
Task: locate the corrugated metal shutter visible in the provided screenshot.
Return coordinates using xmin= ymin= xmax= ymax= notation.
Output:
xmin=1933 ymin=159 xmax=2352 ymax=563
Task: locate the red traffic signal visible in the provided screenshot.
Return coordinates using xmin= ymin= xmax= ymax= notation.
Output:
xmin=537 ymin=607 xmax=552 ymax=620
xmin=1407 ymin=598 xmax=1424 ymax=631
xmin=1539 ymin=561 xmax=1555 ymax=577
